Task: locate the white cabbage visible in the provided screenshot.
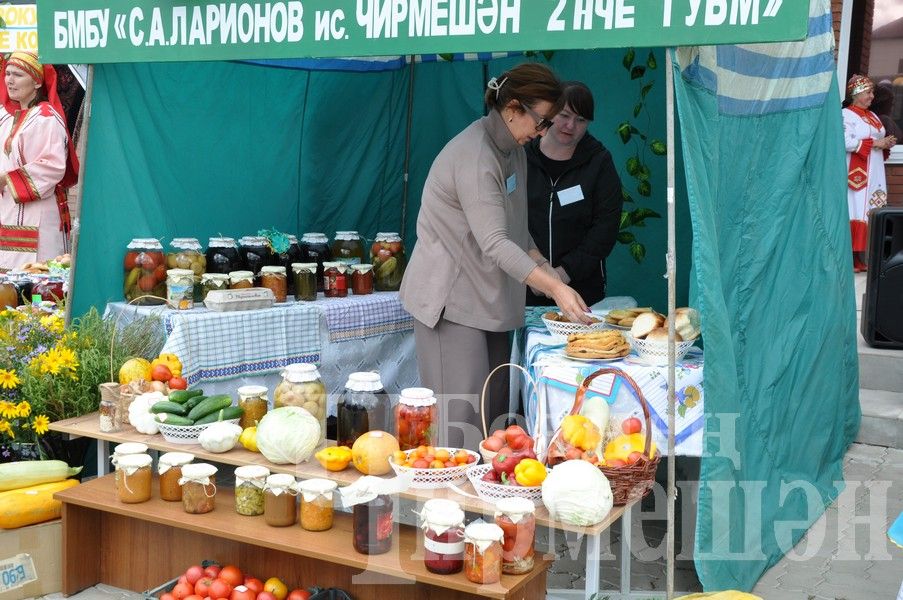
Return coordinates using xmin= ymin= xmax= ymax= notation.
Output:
xmin=541 ymin=460 xmax=613 ymax=526
xmin=255 ymin=406 xmax=321 ymax=464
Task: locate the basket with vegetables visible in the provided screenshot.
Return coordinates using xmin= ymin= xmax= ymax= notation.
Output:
xmin=128 ymin=389 xmax=243 ymax=445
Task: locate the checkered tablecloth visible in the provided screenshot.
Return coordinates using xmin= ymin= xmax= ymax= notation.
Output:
xmin=321 ymin=291 xmax=413 ymax=342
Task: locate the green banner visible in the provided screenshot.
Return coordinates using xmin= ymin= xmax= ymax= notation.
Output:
xmin=38 ymin=0 xmax=809 ymax=64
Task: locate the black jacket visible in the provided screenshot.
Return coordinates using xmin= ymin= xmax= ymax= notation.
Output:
xmin=525 ymin=133 xmax=623 ymax=306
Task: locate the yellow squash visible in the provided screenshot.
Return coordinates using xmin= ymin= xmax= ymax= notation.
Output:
xmin=603 ymin=433 xmax=657 ymax=463
xmin=315 ymin=446 xmax=353 ymax=471
xmin=0 ymin=479 xmax=79 ymax=529
xmin=560 ymin=414 xmax=602 ymax=451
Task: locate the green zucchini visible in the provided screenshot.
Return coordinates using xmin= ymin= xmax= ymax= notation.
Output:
xmin=186 ymin=394 xmax=233 ymax=421
xmin=168 ymin=389 xmax=204 ymax=405
xmin=194 ymin=406 xmax=244 ymax=425
xmin=150 ymin=401 xmax=188 ymax=415
xmin=183 ymin=394 xmax=207 ymax=411
xmin=155 ymin=413 xmax=194 ymax=426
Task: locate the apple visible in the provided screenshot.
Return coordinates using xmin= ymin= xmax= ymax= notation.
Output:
xmin=621 ymin=417 xmax=642 ymax=435
xmin=627 ymin=451 xmax=645 ymax=465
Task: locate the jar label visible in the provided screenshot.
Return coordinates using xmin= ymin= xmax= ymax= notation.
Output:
xmin=424 ymin=538 xmax=465 ymax=555
xmin=376 ymin=512 xmax=394 ymax=541
xmin=167 ymin=282 xmax=194 ymax=310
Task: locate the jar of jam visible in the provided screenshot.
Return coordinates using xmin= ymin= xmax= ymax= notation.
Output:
xmin=237 ymin=385 xmax=268 ymax=429
xmin=179 ymin=463 xmax=218 ymax=514
xmin=276 ymin=235 xmax=304 ymax=296
xmin=0 ymin=277 xmax=18 ymax=308
xmin=123 ymin=238 xmax=166 ymax=304
xmin=264 ymin=473 xmax=298 ymax=527
xmin=239 ymin=236 xmax=274 ymax=281
xmin=420 ymin=499 xmax=465 ymax=575
xmin=494 ymin=497 xmax=536 ymax=574
xmin=298 ymin=478 xmax=337 ymax=532
xmin=201 ymin=273 xmax=230 ymax=300
xmin=322 ymin=262 xmax=348 ymax=298
xmin=371 ymin=233 xmax=406 ymax=291
xmin=299 ymin=233 xmax=332 ymax=292
xmin=463 ymin=522 xmax=504 ymax=584
xmin=158 ymin=452 xmax=194 ymax=502
xmin=338 ymin=372 xmax=389 ymax=447
xmin=234 ymin=465 xmax=269 ymax=516
xmin=350 ymin=264 xmax=374 ymax=295
xmin=33 ymin=276 xmax=65 ymax=304
xmin=116 ymin=453 xmax=153 ymax=504
xmin=260 ymin=265 xmax=288 ymax=302
xmin=291 ymin=263 xmax=318 ymax=301
xmin=331 ymin=231 xmax=364 ymax=267
xmin=395 ymin=387 xmax=437 ymax=450
xmin=273 ymin=364 xmax=326 ymax=445
xmin=206 ymin=237 xmax=240 ymax=274
xmin=229 ymin=270 xmax=255 ymax=289
xmin=166 ymin=269 xmax=195 ymax=310
xmin=353 ymin=493 xmax=394 ymax=555
xmin=112 ymin=442 xmax=148 ymax=494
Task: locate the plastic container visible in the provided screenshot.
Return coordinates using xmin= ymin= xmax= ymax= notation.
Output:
xmin=371 ymin=233 xmax=406 ymax=291
xmin=420 ymin=499 xmax=465 ymax=575
xmin=395 ymin=387 xmax=438 ymax=450
xmin=352 ymin=494 xmax=393 ymax=555
xmin=166 ymin=268 xmax=195 ymax=310
xmin=123 ymin=238 xmax=166 ymax=304
xmin=331 ymin=231 xmax=364 ymax=267
xmin=463 ymin=522 xmax=504 ymax=584
xmin=292 ymin=263 xmax=318 ymax=301
xmin=206 ymin=237 xmax=241 ymax=274
xmin=337 ymin=372 xmax=389 ymax=447
xmin=116 ymin=453 xmax=152 ymax=504
xmin=322 ymin=262 xmax=348 ymax=298
xmin=234 ymin=465 xmax=269 ymax=516
xmin=274 ymin=363 xmax=327 ymax=445
xmin=179 ymin=463 xmax=217 ymax=514
xmin=200 ymin=273 xmax=230 ymax=300
xmin=237 ymin=385 xmax=268 ymax=429
xmin=350 ymin=264 xmax=374 ymax=295
xmin=158 ymin=452 xmax=194 ymax=502
xmin=298 ymin=479 xmax=337 ymax=532
xmin=260 ymin=265 xmax=288 ymax=302
xmin=239 ymin=236 xmax=274 ymax=281
xmin=494 ymin=497 xmax=536 ymax=574
xmin=299 ymin=233 xmax=331 ymax=292
xmin=264 ymin=473 xmax=297 ymax=527
xmin=229 ymin=270 xmax=255 ymax=290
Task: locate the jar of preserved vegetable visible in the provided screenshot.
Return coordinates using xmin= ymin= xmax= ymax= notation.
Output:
xmin=371 ymin=233 xmax=406 ymax=291
xmin=494 ymin=497 xmax=536 ymax=574
xmin=166 ymin=269 xmax=195 ymax=310
xmin=338 ymin=372 xmax=389 ymax=447
xmin=206 ymin=237 xmax=240 ymax=274
xmin=331 ymin=231 xmax=364 ymax=267
xmin=123 ymin=238 xmax=166 ymax=304
xmin=274 ymin=364 xmax=326 ymax=445
xmin=264 ymin=473 xmax=298 ymax=527
xmin=350 ymin=264 xmax=374 ymax=295
xmin=0 ymin=277 xmax=17 ymax=308
xmin=158 ymin=452 xmax=194 ymax=502
xmin=239 ymin=236 xmax=274 ymax=281
xmin=463 ymin=522 xmax=504 ymax=584
xmin=33 ymin=276 xmax=65 ymax=303
xmin=237 ymin=385 xmax=268 ymax=429
xmin=299 ymin=233 xmax=331 ymax=292
xmin=260 ymin=265 xmax=288 ymax=302
xmin=298 ymin=478 xmax=337 ymax=531
xmin=353 ymin=493 xmax=394 ymax=555
xmin=201 ymin=273 xmax=230 ymax=300
xmin=420 ymin=499 xmax=465 ymax=575
xmin=112 ymin=442 xmax=148 ymax=493
xmin=234 ymin=465 xmax=269 ymax=516
xmin=276 ymin=235 xmax=304 ymax=296
xmin=395 ymin=387 xmax=437 ymax=450
xmin=291 ymin=263 xmax=317 ymax=301
xmin=322 ymin=262 xmax=348 ymax=298
xmin=167 ymin=238 xmax=206 ymax=275
xmin=116 ymin=453 xmax=152 ymax=504
xmin=179 ymin=463 xmax=218 ymax=514
xmin=229 ymin=270 xmax=255 ymax=289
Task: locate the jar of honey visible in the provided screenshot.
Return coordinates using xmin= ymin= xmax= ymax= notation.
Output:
xmin=158 ymin=452 xmax=194 ymax=502
xmin=116 ymin=453 xmax=153 ymax=504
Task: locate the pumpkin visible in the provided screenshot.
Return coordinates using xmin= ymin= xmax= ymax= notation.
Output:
xmin=351 ymin=430 xmax=399 ymax=475
xmin=118 ymin=357 xmax=152 ymax=384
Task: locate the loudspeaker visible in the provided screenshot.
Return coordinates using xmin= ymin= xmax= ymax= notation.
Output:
xmin=861 ymin=207 xmax=903 ymax=348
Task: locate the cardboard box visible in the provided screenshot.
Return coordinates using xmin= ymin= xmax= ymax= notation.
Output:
xmin=0 ymin=520 xmax=62 ymax=600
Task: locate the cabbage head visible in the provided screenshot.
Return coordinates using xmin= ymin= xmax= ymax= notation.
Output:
xmin=256 ymin=406 xmax=321 ymax=464
xmin=541 ymin=460 xmax=613 ymax=526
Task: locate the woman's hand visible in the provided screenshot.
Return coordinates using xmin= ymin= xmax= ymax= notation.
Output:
xmin=876 ymin=135 xmax=897 ymax=150
xmin=525 ymin=263 xmax=590 ymax=322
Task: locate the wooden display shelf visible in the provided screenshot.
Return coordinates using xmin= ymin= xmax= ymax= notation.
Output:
xmin=56 ymin=474 xmax=550 ymax=600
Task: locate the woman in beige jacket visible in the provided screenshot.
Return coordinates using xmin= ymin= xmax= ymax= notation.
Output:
xmin=400 ymin=63 xmax=591 ymax=448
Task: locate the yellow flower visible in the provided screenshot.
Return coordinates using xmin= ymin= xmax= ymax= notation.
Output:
xmin=0 ymin=368 xmax=20 ymax=389
xmin=31 ymin=414 xmax=49 ymax=435
xmin=16 ymin=401 xmax=30 ymax=418
xmin=0 ymin=420 xmax=12 ymax=437
xmin=40 ymin=314 xmax=64 ymax=334
xmin=0 ymin=401 xmax=16 ymax=420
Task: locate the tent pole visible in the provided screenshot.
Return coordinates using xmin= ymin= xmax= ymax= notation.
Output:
xmin=401 ymin=56 xmax=416 ymax=238
xmin=64 ymin=64 xmax=95 ymax=327
xmin=665 ymin=49 xmax=677 ymax=600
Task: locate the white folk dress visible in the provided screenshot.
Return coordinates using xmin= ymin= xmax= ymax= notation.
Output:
xmin=843 ymin=106 xmax=888 ymax=251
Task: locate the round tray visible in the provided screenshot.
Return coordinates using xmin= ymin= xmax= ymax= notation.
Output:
xmin=157 ymin=419 xmax=240 ymax=444
xmin=626 ymin=334 xmax=696 ymax=366
xmin=389 ymin=448 xmax=480 ymax=489
xmin=466 ymin=464 xmax=545 ymax=505
xmin=542 ymin=314 xmax=608 ymax=338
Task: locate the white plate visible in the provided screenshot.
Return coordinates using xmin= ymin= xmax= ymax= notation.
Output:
xmin=604 ymin=322 xmax=632 ymax=331
xmin=557 ymin=348 xmax=630 ymax=363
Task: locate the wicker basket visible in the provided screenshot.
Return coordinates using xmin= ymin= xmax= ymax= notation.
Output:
xmin=541 ymin=314 xmax=609 ymax=338
xmin=626 ymin=334 xmax=696 ymax=366
xmin=389 ymin=448 xmax=480 ymax=489
xmin=157 ymin=419 xmax=240 ymax=444
xmin=466 ymin=464 xmax=545 ymax=505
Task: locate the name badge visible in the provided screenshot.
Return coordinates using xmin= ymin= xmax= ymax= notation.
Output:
xmin=506 ymin=174 xmax=517 ymax=195
xmin=557 ymin=185 xmax=585 ymax=206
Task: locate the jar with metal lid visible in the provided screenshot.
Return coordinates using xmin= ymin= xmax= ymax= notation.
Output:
xmin=420 ymin=499 xmax=465 ymax=574
xmin=229 ymin=270 xmax=255 ymax=289
xmin=166 ymin=269 xmax=195 ymax=310
xmin=350 ymin=264 xmax=374 ymax=295
xmin=239 ymin=236 xmax=274 ymax=282
xmin=0 ymin=277 xmax=17 ymax=308
xmin=112 ymin=442 xmax=149 ymax=493
xmin=33 ymin=276 xmax=65 ymax=303
xmin=260 ymin=265 xmax=288 ymax=302
xmin=275 ymin=235 xmax=303 ymax=296
xmin=371 ymin=233 xmax=406 ymax=291
xmin=206 ymin=237 xmax=241 ymax=274
xmin=291 ymin=263 xmax=318 ymax=301
xmin=494 ymin=497 xmax=536 ymax=574
xmin=331 ymin=231 xmax=364 ymax=267
xmin=322 ymin=262 xmax=348 ymax=298
xmin=237 ymin=385 xmax=268 ymax=429
xmin=394 ymin=387 xmax=438 ymax=450
xmin=463 ymin=522 xmax=504 ymax=584
xmin=201 ymin=273 xmax=230 ymax=300
xmin=298 ymin=478 xmax=337 ymax=531
xmin=274 ymin=364 xmax=326 ymax=445
xmin=158 ymin=452 xmax=194 ymax=502
xmin=179 ymin=463 xmax=218 ymax=514
xmin=116 ymin=453 xmax=153 ymax=504
xmin=338 ymin=372 xmax=389 ymax=447
xmin=299 ymin=233 xmax=332 ymax=292
xmin=234 ymin=465 xmax=269 ymax=516
xmin=353 ymin=493 xmax=393 ymax=555
xmin=123 ymin=238 xmax=166 ymax=304
xmin=264 ymin=473 xmax=298 ymax=527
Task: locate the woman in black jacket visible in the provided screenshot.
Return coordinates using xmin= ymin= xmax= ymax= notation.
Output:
xmin=526 ymin=82 xmax=623 ymax=307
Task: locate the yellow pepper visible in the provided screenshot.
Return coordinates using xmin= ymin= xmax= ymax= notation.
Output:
xmin=239 ymin=426 xmax=259 ymax=452
xmin=513 ymin=458 xmax=547 ymax=487
xmin=315 ymin=446 xmax=353 ymax=472
xmin=151 ymin=353 xmax=182 ymax=378
xmin=603 ymin=433 xmax=657 ymax=463
xmin=560 ymin=414 xmax=602 ymax=451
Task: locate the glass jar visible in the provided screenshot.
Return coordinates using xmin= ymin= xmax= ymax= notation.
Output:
xmin=166 ymin=268 xmax=195 ymax=310
xmin=371 ymin=233 xmax=406 ymax=292
xmin=158 ymin=452 xmax=194 ymax=502
xmin=276 ymin=235 xmax=304 ymax=296
xmin=331 ymin=231 xmax=364 ymax=267
xmin=201 ymin=273 xmax=230 ymax=300
xmin=99 ymin=396 xmax=121 ymax=433
xmin=167 ymin=237 xmax=206 ymax=274
xmin=350 ymin=264 xmax=374 ymax=295
xmin=273 ymin=364 xmax=326 ymax=445
xmin=229 ymin=270 xmax=255 ymax=290
xmin=494 ymin=497 xmax=537 ymax=574
xmin=463 ymin=523 xmax=504 ymax=584
xmin=421 ymin=499 xmax=465 ymax=575
xmin=112 ymin=442 xmax=148 ymax=493
xmin=234 ymin=465 xmax=269 ymax=516
xmin=238 ymin=385 xmax=268 ymax=429
xmin=394 ymin=387 xmax=438 ymax=450
xmin=33 ymin=276 xmax=65 ymax=303
xmin=260 ymin=265 xmax=288 ymax=302
xmin=10 ymin=275 xmax=32 ymax=306
xmin=353 ymin=494 xmax=393 ymax=555
xmin=206 ymin=237 xmax=241 ymax=274
xmin=264 ymin=473 xmax=297 ymax=527
xmin=123 ymin=238 xmax=166 ymax=304
xmin=291 ymin=263 xmax=318 ymax=301
xmin=239 ymin=236 xmax=274 ymax=282
xmin=322 ymin=262 xmax=348 ymax=298
xmin=0 ymin=277 xmax=18 ymax=308
xmin=338 ymin=372 xmax=389 ymax=447
xmin=179 ymin=463 xmax=217 ymax=514
xmin=116 ymin=453 xmax=152 ymax=504
xmin=299 ymin=233 xmax=332 ymax=292
xmin=298 ymin=478 xmax=337 ymax=532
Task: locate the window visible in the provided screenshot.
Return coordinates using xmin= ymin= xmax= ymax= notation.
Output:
xmin=868 ymin=0 xmax=903 ymax=155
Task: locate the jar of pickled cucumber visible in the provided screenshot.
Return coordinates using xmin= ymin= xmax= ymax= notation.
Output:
xmin=234 ymin=465 xmax=269 ymax=516
xmin=370 ymin=233 xmax=406 ymax=291
xmin=123 ymin=238 xmax=166 ymax=304
xmin=274 ymin=363 xmax=327 ymax=445
xmin=291 ymin=263 xmax=317 ymax=301
xmin=331 ymin=231 xmax=364 ymax=267
xmin=201 ymin=273 xmax=230 ymax=300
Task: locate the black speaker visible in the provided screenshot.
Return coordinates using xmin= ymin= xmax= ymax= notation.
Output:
xmin=861 ymin=207 xmax=903 ymax=348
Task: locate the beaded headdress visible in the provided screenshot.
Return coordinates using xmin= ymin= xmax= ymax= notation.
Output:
xmin=847 ymin=74 xmax=874 ymax=98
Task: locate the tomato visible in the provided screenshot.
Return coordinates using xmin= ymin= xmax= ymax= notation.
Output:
xmin=491 ymin=429 xmax=506 ymax=440
xmin=466 ymin=453 xmax=477 ymax=463
xmin=161 ymin=594 xmax=176 ymax=600
xmin=606 ymin=458 xmax=627 ymax=468
xmin=263 ymin=578 xmax=287 ymax=600
xmin=287 ymin=590 xmax=311 ymax=600
xmin=138 ymin=274 xmax=158 ymax=292
xmin=256 ymin=593 xmax=277 ymax=600
xmin=154 ymin=264 xmax=168 ymax=283
xmin=151 ymin=363 xmax=173 ymax=382
xmin=209 ymin=578 xmax=233 ymax=600
xmin=168 ymin=376 xmax=188 ymax=390
xmin=377 ymin=248 xmax=393 ymax=261
xmin=243 ymin=578 xmax=264 ymax=594
xmin=179 ymin=576 xmax=189 ymax=585
xmin=124 ymin=252 xmax=139 ymax=270
xmin=387 ymin=241 xmax=403 ymax=254
xmin=195 ymin=578 xmax=215 ymax=597
xmin=218 ymin=566 xmax=243 ymax=588
xmin=504 ymin=425 xmax=528 ymax=446
xmin=627 ymin=451 xmax=645 ymax=464
xmin=204 ymin=566 xmax=221 ymax=579
xmin=185 ymin=596 xmax=204 ymax=600
xmin=482 ymin=436 xmax=503 ymax=452
xmin=506 ymin=432 xmax=532 ymax=451
xmin=621 ymin=417 xmax=643 ymax=435
xmin=185 ymin=565 xmax=205 ymax=585
xmin=135 ymin=252 xmax=158 ymax=270
xmin=453 ymin=449 xmax=470 ymax=464
xmin=370 ymin=242 xmax=382 ymax=257
xmin=230 ymin=585 xmax=256 ymax=600
xmin=172 ymin=582 xmax=195 ymax=600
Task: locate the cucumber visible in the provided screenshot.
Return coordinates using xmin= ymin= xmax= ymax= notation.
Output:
xmin=150 ymin=401 xmax=187 ymax=415
xmin=155 ymin=413 xmax=194 ymax=426
xmin=168 ymin=389 xmax=204 ymax=405
xmin=183 ymin=395 xmax=207 ymax=411
xmin=186 ymin=394 xmax=233 ymax=421
xmin=194 ymin=406 xmax=244 ymax=425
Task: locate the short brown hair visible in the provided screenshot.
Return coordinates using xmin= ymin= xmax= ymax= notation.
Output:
xmin=561 ymin=81 xmax=594 ymax=121
xmin=484 ymin=63 xmax=563 ymax=116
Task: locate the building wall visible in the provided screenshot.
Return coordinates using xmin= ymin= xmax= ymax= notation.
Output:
xmin=886 ymin=164 xmax=903 ymax=206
